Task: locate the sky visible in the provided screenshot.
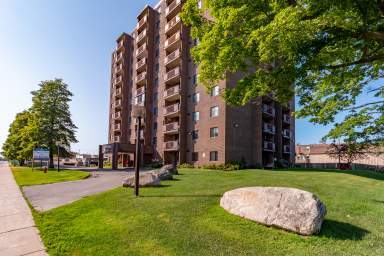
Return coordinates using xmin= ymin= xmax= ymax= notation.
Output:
xmin=0 ymin=0 xmax=336 ymax=155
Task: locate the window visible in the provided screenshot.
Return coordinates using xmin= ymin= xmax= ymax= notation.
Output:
xmin=155 ymin=63 xmax=159 ymax=71
xmin=153 ymin=122 xmax=158 ymax=131
xmin=153 ymin=92 xmax=158 ymax=101
xmin=192 ymin=74 xmax=197 ymax=85
xmin=210 ymin=151 xmax=218 ymax=161
xmin=210 ymin=106 xmax=219 ymax=117
xmin=153 ymin=136 xmax=157 ymax=145
xmin=192 ymin=152 xmax=199 ymax=162
xmin=155 ymin=21 xmax=160 ymax=29
xmin=154 ymin=78 xmax=159 ymax=87
xmin=210 ymin=127 xmax=219 ymax=138
xmin=211 ymin=85 xmax=219 ymax=96
xmin=153 ymin=107 xmax=158 ymax=116
xmin=192 ymin=111 xmax=200 ymax=122
xmin=155 ymin=48 xmax=159 ymax=57
xmin=192 ymin=92 xmax=200 ymax=103
xmin=155 ymin=35 xmax=160 ymax=43
xmin=191 ymin=130 xmax=199 ymax=140
xmin=128 ymin=117 xmax=132 ymax=124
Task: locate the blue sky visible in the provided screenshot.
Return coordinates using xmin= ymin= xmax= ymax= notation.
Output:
xmin=0 ymin=0 xmax=332 ymax=154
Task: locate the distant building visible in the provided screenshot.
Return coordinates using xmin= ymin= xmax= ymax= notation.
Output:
xmin=295 ymin=144 xmax=384 ymax=170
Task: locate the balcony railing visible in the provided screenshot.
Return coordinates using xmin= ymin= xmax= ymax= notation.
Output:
xmin=136 ymin=58 xmax=146 ymax=70
xmin=136 ymin=86 xmax=145 ymax=96
xmin=114 ymin=88 xmax=122 ymax=97
xmin=166 ymin=0 xmax=181 ymax=16
xmin=165 ymin=67 xmax=180 ymax=81
xmin=136 ymin=29 xmax=147 ymax=43
xmin=115 ymin=64 xmax=123 ymax=74
xmin=165 ymin=49 xmax=180 ymax=64
xmin=164 ymin=122 xmax=179 ymax=133
xmin=136 ymin=72 xmax=147 ymax=83
xmin=133 ymin=94 xmax=145 ymax=106
xmin=116 ymin=40 xmax=123 ymax=51
xmin=164 ymin=103 xmax=180 ymax=115
xmin=113 ymin=123 xmax=121 ymax=131
xmin=114 ymin=136 xmax=121 ymax=142
xmin=283 ymin=145 xmax=291 ymax=153
xmin=263 ymin=141 xmax=275 ymax=152
xmin=116 ymin=52 xmax=123 ymax=62
xmin=164 ymin=140 xmax=179 ymax=151
xmin=113 ymin=99 xmax=122 ymax=108
xmin=136 ymin=43 xmax=146 ymax=56
xmin=165 ymin=15 xmax=180 ymax=31
xmin=283 ymin=114 xmax=291 ymax=124
xmin=262 ymin=104 xmax=275 ymax=117
xmin=283 ymin=129 xmax=291 ymax=138
xmin=164 ymin=85 xmax=180 ymax=98
xmin=165 ymin=32 xmax=180 ymax=48
xmin=114 ymin=76 xmax=122 ymax=85
xmin=112 ymin=112 xmax=121 ymax=119
xmin=263 ymin=123 xmax=276 ymax=134
xmin=136 ymin=15 xmax=147 ymax=30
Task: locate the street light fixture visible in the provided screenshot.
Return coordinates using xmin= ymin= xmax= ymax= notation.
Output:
xmin=132 ymin=104 xmax=146 ymax=196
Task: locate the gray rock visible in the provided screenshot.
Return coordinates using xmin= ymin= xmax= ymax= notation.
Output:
xmin=150 ymin=168 xmax=173 ymax=181
xmin=161 ymin=164 xmax=178 ymax=175
xmin=220 ymin=187 xmax=326 ymax=235
xmin=122 ymin=173 xmax=160 ymax=188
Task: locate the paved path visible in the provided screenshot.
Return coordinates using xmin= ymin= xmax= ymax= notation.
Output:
xmin=0 ymin=161 xmax=47 ymax=256
xmin=23 ymin=171 xmax=133 ymax=212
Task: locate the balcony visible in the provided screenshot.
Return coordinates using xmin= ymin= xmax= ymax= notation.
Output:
xmin=136 ymin=57 xmax=147 ymax=72
xmin=164 ymin=140 xmax=180 ymax=151
xmin=164 ymin=85 xmax=180 ymax=101
xmin=283 ymin=114 xmax=291 ymax=124
xmin=136 ymin=71 xmax=147 ymax=85
xmin=283 ymin=145 xmax=291 ymax=154
xmin=165 ymin=15 xmax=181 ymax=35
xmin=115 ymin=52 xmax=123 ymax=63
xmin=263 ymin=141 xmax=275 ymax=152
xmin=112 ymin=112 xmax=121 ymax=120
xmin=282 ymin=129 xmax=291 ymax=139
xmin=114 ymin=76 xmax=122 ymax=86
xmin=113 ymin=99 xmax=122 ymax=109
xmin=116 ymin=40 xmax=124 ymax=51
xmin=262 ymin=104 xmax=275 ymax=117
xmin=114 ymin=136 xmax=121 ymax=143
xmin=263 ymin=123 xmax=275 ymax=134
xmin=164 ymin=103 xmax=180 ymax=117
xmin=133 ymin=94 xmax=145 ymax=106
xmin=136 ymin=15 xmax=147 ymax=31
xmin=115 ymin=63 xmax=123 ymax=74
xmin=114 ymin=87 xmax=122 ymax=98
xmin=136 ymin=43 xmax=147 ymax=58
xmin=136 ymin=29 xmax=147 ymax=45
xmin=136 ymin=86 xmax=145 ymax=96
xmin=165 ymin=67 xmax=180 ymax=84
xmin=164 ymin=122 xmax=179 ymax=134
xmin=165 ymin=32 xmax=181 ymax=51
xmin=113 ymin=123 xmax=121 ymax=131
xmin=165 ymin=49 xmax=181 ymax=68
xmin=166 ymin=0 xmax=182 ymax=18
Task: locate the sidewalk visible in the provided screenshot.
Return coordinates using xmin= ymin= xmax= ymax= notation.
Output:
xmin=0 ymin=161 xmax=47 ymax=256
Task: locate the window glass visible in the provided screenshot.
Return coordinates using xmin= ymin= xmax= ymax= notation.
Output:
xmin=210 ymin=106 xmax=219 ymax=117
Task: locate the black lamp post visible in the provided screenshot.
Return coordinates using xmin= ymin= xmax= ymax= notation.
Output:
xmin=132 ymin=105 xmax=146 ymax=196
xmin=55 ymin=141 xmax=62 ymax=172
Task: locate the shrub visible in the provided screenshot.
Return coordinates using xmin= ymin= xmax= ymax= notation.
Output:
xmin=179 ymin=163 xmax=195 ymax=169
xmin=200 ymin=163 xmax=242 ymax=171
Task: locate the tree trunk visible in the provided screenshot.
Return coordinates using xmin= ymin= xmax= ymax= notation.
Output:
xmin=49 ymin=148 xmax=54 ymax=168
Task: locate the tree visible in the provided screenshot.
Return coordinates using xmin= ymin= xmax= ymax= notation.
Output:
xmin=327 ymin=141 xmax=368 ymax=166
xmin=30 ymin=79 xmax=78 ymax=168
xmin=2 ymin=111 xmax=33 ymax=165
xmin=181 ymin=0 xmax=384 ymax=144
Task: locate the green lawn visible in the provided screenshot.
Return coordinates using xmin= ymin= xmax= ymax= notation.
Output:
xmin=33 ymin=168 xmax=384 ymax=256
xmin=12 ymin=167 xmax=90 ymax=186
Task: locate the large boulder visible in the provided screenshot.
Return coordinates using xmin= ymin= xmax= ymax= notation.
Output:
xmin=161 ymin=164 xmax=178 ymax=175
xmin=122 ymin=173 xmax=160 ymax=188
xmin=150 ymin=168 xmax=173 ymax=181
xmin=220 ymin=187 xmax=326 ymax=235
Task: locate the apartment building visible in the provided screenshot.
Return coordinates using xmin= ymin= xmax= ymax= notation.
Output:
xmin=106 ymin=0 xmax=295 ymax=168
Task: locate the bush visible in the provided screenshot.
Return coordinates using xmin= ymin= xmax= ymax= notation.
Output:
xmin=179 ymin=163 xmax=195 ymax=169
xmin=200 ymin=163 xmax=242 ymax=171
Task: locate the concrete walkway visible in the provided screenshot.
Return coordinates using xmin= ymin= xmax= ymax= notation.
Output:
xmin=0 ymin=161 xmax=47 ymax=256
xmin=23 ymin=171 xmax=133 ymax=212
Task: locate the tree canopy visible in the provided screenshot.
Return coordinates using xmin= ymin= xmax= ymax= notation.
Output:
xmin=181 ymin=0 xmax=384 ymax=145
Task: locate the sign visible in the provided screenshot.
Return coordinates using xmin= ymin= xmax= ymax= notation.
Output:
xmin=33 ymin=148 xmax=50 ymax=161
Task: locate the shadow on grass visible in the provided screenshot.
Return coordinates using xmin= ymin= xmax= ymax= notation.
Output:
xmin=275 ymin=168 xmax=384 ymax=182
xmin=141 ymin=194 xmax=221 ymax=198
xmin=319 ymin=219 xmax=369 ymax=240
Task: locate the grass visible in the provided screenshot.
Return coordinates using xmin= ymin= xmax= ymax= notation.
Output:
xmin=32 ymin=168 xmax=384 ymax=256
xmin=12 ymin=167 xmax=90 ymax=186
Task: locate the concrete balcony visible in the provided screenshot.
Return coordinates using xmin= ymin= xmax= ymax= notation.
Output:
xmin=262 ymin=104 xmax=275 ymax=117
xmin=136 ymin=43 xmax=147 ymax=58
xmin=165 ymin=67 xmax=180 ymax=84
xmin=165 ymin=49 xmax=181 ymax=68
xmin=114 ymin=87 xmax=122 ymax=98
xmin=114 ymin=76 xmax=122 ymax=86
xmin=164 ymin=85 xmax=180 ymax=101
xmin=283 ymin=114 xmax=291 ymax=124
xmin=166 ymin=0 xmax=182 ymax=18
xmin=114 ymin=136 xmax=121 ymax=143
xmin=263 ymin=122 xmax=275 ymax=134
xmin=164 ymin=103 xmax=180 ymax=117
xmin=112 ymin=112 xmax=121 ymax=120
xmin=165 ymin=15 xmax=181 ymax=35
xmin=164 ymin=140 xmax=180 ymax=151
xmin=116 ymin=40 xmax=124 ymax=51
xmin=165 ymin=32 xmax=181 ymax=52
xmin=115 ymin=52 xmax=123 ymax=63
xmin=113 ymin=99 xmax=122 ymax=109
xmin=283 ymin=145 xmax=291 ymax=154
xmin=115 ymin=63 xmax=123 ymax=74
xmin=133 ymin=94 xmax=145 ymax=106
xmin=263 ymin=141 xmax=275 ymax=152
xmin=113 ymin=123 xmax=121 ymax=131
xmin=136 ymin=57 xmax=147 ymax=72
xmin=136 ymin=71 xmax=147 ymax=85
xmin=136 ymin=29 xmax=147 ymax=44
xmin=163 ymin=122 xmax=179 ymax=134
xmin=136 ymin=86 xmax=145 ymax=96
xmin=136 ymin=15 xmax=147 ymax=31
xmin=282 ymin=129 xmax=291 ymax=139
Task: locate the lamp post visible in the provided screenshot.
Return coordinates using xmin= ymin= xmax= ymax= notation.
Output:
xmin=55 ymin=140 xmax=64 ymax=172
xmin=132 ymin=105 xmax=146 ymax=196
